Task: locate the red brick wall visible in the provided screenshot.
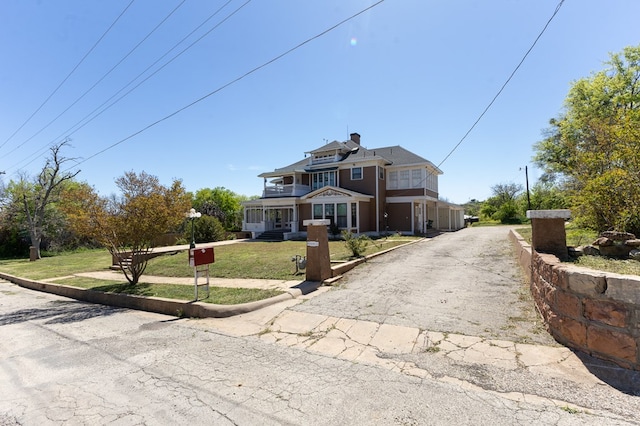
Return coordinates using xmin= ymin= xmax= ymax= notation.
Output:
xmin=509 ymin=230 xmax=640 ymax=370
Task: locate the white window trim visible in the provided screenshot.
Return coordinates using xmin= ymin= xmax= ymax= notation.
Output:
xmin=351 ymin=167 xmax=363 ymax=180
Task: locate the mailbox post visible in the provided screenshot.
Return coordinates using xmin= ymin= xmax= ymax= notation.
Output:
xmin=189 ymin=246 xmax=215 ymax=300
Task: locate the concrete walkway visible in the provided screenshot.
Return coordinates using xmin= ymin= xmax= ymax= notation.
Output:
xmin=56 ymin=270 xmax=304 ymax=292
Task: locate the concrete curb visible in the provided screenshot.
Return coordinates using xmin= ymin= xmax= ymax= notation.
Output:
xmin=0 ymin=271 xmax=321 ymax=319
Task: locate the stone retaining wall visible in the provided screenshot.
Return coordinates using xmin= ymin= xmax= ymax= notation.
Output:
xmin=509 ymin=229 xmax=640 ymax=370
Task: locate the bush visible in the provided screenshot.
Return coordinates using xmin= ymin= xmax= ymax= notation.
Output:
xmin=185 ymin=215 xmax=225 ymax=244
xmin=342 ymin=231 xmax=370 ymax=258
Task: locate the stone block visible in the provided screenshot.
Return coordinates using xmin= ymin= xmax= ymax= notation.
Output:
xmin=555 ymin=290 xmax=582 ymax=319
xmin=587 ymin=325 xmax=637 ymax=363
xmin=583 ymin=299 xmax=628 ymax=328
xmin=565 ymin=267 xmax=607 ymax=295
xmin=555 ymin=266 xmax=570 ymax=290
xmin=549 ymin=314 xmax=587 ymax=347
xmin=605 ymin=274 xmax=640 ymax=305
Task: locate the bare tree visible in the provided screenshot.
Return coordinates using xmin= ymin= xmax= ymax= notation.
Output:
xmin=17 ymin=141 xmax=79 ymax=259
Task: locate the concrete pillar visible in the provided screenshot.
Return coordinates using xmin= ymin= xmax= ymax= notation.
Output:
xmin=303 ymin=219 xmax=332 ymax=282
xmin=526 ymin=210 xmax=571 ymax=261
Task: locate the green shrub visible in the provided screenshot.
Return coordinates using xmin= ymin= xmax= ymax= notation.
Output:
xmin=185 ymin=215 xmax=225 ymax=244
xmin=342 ymin=231 xmax=370 ymax=258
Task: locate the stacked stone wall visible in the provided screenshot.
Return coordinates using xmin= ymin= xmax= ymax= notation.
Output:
xmin=509 ymin=230 xmax=640 ymax=370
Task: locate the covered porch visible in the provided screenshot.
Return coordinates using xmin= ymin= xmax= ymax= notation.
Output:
xmin=242 ymin=199 xmax=300 ymax=239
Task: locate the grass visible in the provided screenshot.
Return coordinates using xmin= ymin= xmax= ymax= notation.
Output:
xmin=0 ymin=238 xmax=418 ymax=282
xmin=515 ymin=224 xmax=640 ymax=276
xmin=144 ymin=237 xmax=419 ymax=280
xmin=0 ymin=249 xmax=112 ymax=280
xmin=53 ymin=276 xmax=283 ymax=304
xmin=0 ymin=237 xmax=419 ymax=304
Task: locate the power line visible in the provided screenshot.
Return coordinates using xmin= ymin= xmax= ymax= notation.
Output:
xmin=0 ymin=0 xmax=136 ymax=151
xmin=65 ymin=0 xmax=386 ymax=171
xmin=6 ymin=0 xmax=240 ymax=174
xmin=1 ymin=0 xmax=188 ymax=160
xmin=391 ymin=0 xmax=565 ymax=202
xmin=435 ymin=0 xmax=565 ymax=171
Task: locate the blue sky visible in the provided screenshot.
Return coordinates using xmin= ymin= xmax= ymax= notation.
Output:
xmin=1 ymin=0 xmax=638 ymax=204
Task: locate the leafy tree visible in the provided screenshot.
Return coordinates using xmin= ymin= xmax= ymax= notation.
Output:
xmin=480 ymin=183 xmax=523 ymax=223
xmin=526 ymin=181 xmax=568 ymax=211
xmin=534 ymin=45 xmax=640 ymax=234
xmin=462 ymin=199 xmax=482 ymax=217
xmin=4 ymin=142 xmax=79 ymax=259
xmin=63 ymin=171 xmax=191 ymax=285
xmin=192 ymin=187 xmax=243 ymax=231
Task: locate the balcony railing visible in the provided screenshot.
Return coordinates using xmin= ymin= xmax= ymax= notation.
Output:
xmin=263 ymin=184 xmax=311 ymax=198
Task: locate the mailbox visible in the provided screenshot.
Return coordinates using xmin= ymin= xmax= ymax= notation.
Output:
xmin=189 ymin=247 xmax=215 ymax=267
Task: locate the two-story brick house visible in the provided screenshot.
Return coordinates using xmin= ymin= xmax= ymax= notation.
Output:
xmin=242 ymin=133 xmax=464 ymax=239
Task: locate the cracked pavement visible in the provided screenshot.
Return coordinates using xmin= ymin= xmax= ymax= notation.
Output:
xmin=2 ymin=226 xmax=639 ymax=424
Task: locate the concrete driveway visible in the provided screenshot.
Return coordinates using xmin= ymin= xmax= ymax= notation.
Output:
xmin=294 ymin=226 xmax=554 ymax=344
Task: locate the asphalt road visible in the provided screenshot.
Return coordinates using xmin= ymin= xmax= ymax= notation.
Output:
xmin=1 ymin=226 xmax=639 ymax=425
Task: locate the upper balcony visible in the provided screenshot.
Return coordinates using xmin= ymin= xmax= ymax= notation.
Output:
xmin=262 ymin=183 xmax=312 ymax=198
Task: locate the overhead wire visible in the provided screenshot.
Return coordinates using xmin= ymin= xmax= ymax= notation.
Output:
xmin=393 ymin=0 xmax=565 ymax=200
xmin=0 ymin=0 xmax=136 ymax=151
xmin=1 ymin=0 xmax=189 ymax=160
xmin=64 ymin=0 xmax=387 ymax=171
xmin=6 ymin=0 xmax=243 ymax=174
xmin=434 ymin=0 xmax=565 ymax=171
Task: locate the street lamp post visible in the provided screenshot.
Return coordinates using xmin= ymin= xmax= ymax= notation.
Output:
xmin=188 ymin=208 xmax=201 ymax=249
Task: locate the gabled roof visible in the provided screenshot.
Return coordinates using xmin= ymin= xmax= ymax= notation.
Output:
xmin=258 ymin=138 xmax=442 ymax=178
xmin=371 ymin=146 xmax=443 ymax=174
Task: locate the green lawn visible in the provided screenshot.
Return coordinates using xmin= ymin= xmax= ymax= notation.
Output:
xmin=0 ymin=238 xmax=420 ymax=296
xmin=0 ymin=249 xmax=112 ymax=280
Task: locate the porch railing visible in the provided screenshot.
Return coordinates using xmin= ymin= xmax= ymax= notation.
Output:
xmin=263 ymin=184 xmax=311 ymax=198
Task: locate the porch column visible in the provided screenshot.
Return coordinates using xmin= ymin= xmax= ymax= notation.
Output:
xmin=292 ymin=204 xmax=298 ymax=232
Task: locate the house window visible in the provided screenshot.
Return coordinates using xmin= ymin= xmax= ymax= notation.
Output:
xmin=312 ymin=171 xmax=336 ymax=190
xmin=412 ymin=169 xmax=422 ymax=188
xmin=351 ymin=167 xmax=362 ymax=180
xmin=337 ymin=203 xmax=347 ymax=228
xmin=388 ymin=171 xmax=398 ymax=189
xmin=324 ymin=204 xmax=334 ymax=224
xmin=312 ymin=202 xmax=350 ymax=229
xmin=399 ymin=170 xmax=410 ymax=188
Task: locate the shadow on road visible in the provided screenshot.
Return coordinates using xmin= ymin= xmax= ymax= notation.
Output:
xmin=573 ymin=349 xmax=640 ymax=396
xmin=0 ymin=300 xmax=124 ymax=326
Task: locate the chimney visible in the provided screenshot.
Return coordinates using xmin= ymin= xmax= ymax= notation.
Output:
xmin=350 ymin=132 xmax=361 ymax=145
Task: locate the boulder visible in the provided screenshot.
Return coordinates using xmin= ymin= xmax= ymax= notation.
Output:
xmin=581 ymin=245 xmax=600 ymax=256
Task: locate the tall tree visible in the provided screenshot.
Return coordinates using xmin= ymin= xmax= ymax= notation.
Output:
xmin=192 ymin=187 xmax=243 ymax=230
xmin=6 ymin=142 xmax=79 ymax=259
xmin=63 ymin=171 xmax=191 ymax=285
xmin=480 ymin=183 xmax=523 ymax=223
xmin=533 ymin=45 xmax=640 ymax=234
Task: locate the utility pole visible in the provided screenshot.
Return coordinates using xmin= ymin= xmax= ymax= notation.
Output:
xmin=525 ymin=166 xmax=531 ymax=210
